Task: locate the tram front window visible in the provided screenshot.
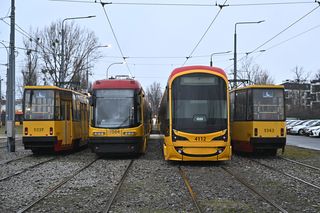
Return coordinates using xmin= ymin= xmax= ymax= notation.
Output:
xmin=250 ymin=89 xmax=284 ymax=121
xmin=24 ymin=90 xmax=54 ymax=120
xmin=172 ymin=73 xmax=227 ymax=134
xmin=94 ymin=90 xmax=136 ymax=128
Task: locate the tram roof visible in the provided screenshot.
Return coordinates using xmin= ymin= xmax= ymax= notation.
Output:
xmin=231 ymin=84 xmax=284 ymax=92
xmin=24 ymin=85 xmax=87 ymax=96
xmin=92 ymin=79 xmax=142 ymax=90
xmin=169 ymin=66 xmax=227 ymax=80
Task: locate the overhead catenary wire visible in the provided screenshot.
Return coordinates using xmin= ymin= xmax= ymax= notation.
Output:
xmin=100 ymin=1 xmax=133 ymax=77
xmin=225 ymin=4 xmax=320 ymax=70
xmin=49 ymin=0 xmax=318 ymax=7
xmin=182 ymin=0 xmax=228 ymax=66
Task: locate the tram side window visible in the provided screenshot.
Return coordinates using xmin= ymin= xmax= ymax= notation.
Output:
xmin=230 ymin=91 xmax=235 ymax=121
xmin=234 ymin=90 xmax=247 ymax=121
xmin=247 ymin=89 xmax=253 ymax=120
xmin=55 ymin=92 xmax=61 ymax=120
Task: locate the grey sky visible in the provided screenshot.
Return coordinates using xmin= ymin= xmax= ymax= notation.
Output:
xmin=0 ymin=0 xmax=319 ymax=95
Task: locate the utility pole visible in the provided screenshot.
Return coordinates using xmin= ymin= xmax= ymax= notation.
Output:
xmin=7 ymin=0 xmax=16 ymax=152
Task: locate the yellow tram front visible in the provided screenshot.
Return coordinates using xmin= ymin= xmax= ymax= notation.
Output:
xmin=89 ymin=77 xmax=150 ymax=155
xmin=22 ymin=86 xmax=89 ymax=153
xmin=159 ymin=66 xmax=231 ymax=161
xmin=230 ymin=85 xmax=286 ymax=154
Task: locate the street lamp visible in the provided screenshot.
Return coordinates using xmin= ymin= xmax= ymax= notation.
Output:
xmin=106 ymin=61 xmax=126 ymax=79
xmin=86 ymin=44 xmax=111 ymax=90
xmin=210 ymin=51 xmax=231 ymax=67
xmin=233 ymin=20 xmax=265 ymax=88
xmin=60 ymin=15 xmax=96 ymax=87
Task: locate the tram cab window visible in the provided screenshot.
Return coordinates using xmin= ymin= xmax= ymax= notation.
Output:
xmin=24 ymin=90 xmax=54 ymax=120
xmin=252 ymin=89 xmax=284 ymax=121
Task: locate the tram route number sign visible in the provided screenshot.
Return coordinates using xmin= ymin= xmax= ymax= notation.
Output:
xmin=194 ymin=136 xmax=207 ymax=142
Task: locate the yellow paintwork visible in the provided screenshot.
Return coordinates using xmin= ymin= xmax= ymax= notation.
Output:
xmin=164 ymin=68 xmax=232 ymax=161
xmin=23 ymin=120 xmax=69 ymax=145
xmin=23 ymin=86 xmax=89 ymax=150
xmin=89 ymin=124 xmax=144 ymax=137
xmin=231 ymin=121 xmax=286 ymax=142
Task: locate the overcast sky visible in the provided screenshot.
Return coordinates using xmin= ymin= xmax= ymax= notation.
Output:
xmin=0 ymin=0 xmax=319 ymax=95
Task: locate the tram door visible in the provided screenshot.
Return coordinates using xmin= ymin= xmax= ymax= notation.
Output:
xmin=61 ymin=100 xmax=72 ymax=145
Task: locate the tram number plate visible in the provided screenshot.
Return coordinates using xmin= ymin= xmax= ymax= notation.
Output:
xmin=194 ymin=136 xmax=206 ymax=142
xmin=34 ymin=128 xmax=44 ymax=132
xmin=107 ymin=129 xmax=121 ymax=135
xmin=264 ymin=128 xmax=274 ymax=133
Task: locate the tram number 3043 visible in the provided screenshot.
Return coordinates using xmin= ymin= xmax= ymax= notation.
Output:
xmin=194 ymin=136 xmax=207 ymax=142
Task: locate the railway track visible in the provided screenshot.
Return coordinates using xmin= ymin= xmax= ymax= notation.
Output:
xmin=250 ymin=159 xmax=320 ymax=191
xmin=104 ymin=160 xmax=134 ymax=213
xmin=17 ymin=157 xmax=100 ymax=213
xmin=0 ymin=154 xmax=32 ymax=165
xmin=221 ymin=166 xmax=288 ymax=213
xmin=278 ymin=156 xmax=320 ymax=171
xmin=178 ymin=166 xmax=202 ymax=213
xmin=0 ymin=157 xmax=56 ymax=182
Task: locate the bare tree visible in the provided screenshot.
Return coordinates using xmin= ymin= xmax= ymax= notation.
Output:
xmin=21 ymin=31 xmax=41 ymax=87
xmin=24 ymin=20 xmax=101 ymax=90
xmin=238 ymin=57 xmax=274 ymax=86
xmin=314 ymin=69 xmax=320 ymax=80
xmin=146 ymin=82 xmax=162 ymax=117
xmin=291 ymin=66 xmax=310 ymax=82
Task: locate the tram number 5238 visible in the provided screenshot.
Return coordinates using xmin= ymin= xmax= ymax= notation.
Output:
xmin=194 ymin=136 xmax=206 ymax=142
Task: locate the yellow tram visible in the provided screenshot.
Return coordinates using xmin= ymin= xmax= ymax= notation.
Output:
xmin=230 ymin=85 xmax=286 ymax=154
xmin=159 ymin=66 xmax=231 ymax=161
xmin=88 ymin=76 xmax=151 ymax=154
xmin=23 ymin=86 xmax=89 ymax=153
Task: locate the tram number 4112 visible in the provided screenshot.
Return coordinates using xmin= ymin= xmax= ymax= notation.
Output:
xmin=194 ymin=136 xmax=206 ymax=142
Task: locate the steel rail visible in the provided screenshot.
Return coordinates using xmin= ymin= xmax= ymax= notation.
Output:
xmin=0 ymin=158 xmax=56 ymax=182
xmin=221 ymin=166 xmax=288 ymax=213
xmin=17 ymin=157 xmax=100 ymax=213
xmin=251 ymin=159 xmax=320 ymax=190
xmin=0 ymin=155 xmax=31 ymax=165
xmin=278 ymin=156 xmax=320 ymax=172
xmin=104 ymin=160 xmax=134 ymax=213
xmin=178 ymin=166 xmax=202 ymax=213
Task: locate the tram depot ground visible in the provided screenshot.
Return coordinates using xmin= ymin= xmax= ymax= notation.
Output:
xmin=0 ymin=127 xmax=320 ymax=212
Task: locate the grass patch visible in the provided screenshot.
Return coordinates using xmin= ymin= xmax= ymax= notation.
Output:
xmin=282 ymin=145 xmax=320 ymax=160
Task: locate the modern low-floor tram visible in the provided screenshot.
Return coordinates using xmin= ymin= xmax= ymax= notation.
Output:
xmin=159 ymin=66 xmax=232 ymax=161
xmin=88 ymin=76 xmax=151 ymax=155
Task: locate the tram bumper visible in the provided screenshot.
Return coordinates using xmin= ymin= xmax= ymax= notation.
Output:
xmin=89 ymin=137 xmax=144 ymax=154
xmin=164 ymin=143 xmax=232 ymax=161
xmin=250 ymin=137 xmax=286 ymax=150
xmin=23 ymin=136 xmax=57 ymax=149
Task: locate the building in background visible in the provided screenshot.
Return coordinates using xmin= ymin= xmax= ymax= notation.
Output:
xmin=282 ymin=79 xmax=320 ymax=119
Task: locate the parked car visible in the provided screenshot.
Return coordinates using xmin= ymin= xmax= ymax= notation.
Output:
xmin=303 ymin=121 xmax=320 ymax=136
xmin=309 ymin=127 xmax=320 ymax=137
xmin=289 ymin=120 xmax=319 ymax=135
xmin=287 ymin=120 xmax=304 ymax=134
xmin=287 ymin=120 xmax=305 ymax=133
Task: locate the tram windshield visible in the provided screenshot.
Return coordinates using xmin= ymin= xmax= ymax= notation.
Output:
xmin=172 ymin=73 xmax=227 ymax=134
xmin=249 ymin=88 xmax=284 ymax=121
xmin=24 ymin=90 xmax=55 ymax=120
xmin=94 ymin=89 xmax=137 ymax=128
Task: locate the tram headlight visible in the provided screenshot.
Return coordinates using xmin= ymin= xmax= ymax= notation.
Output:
xmin=123 ymin=131 xmax=136 ymax=136
xmin=93 ymin=132 xmax=105 ymax=136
